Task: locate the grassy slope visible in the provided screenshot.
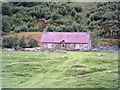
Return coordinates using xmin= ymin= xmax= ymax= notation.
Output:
xmin=2 ymin=50 xmax=118 ymax=88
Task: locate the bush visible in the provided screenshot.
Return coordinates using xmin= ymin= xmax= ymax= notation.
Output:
xmin=91 ymin=31 xmax=100 ymax=48
xmin=28 ymin=27 xmax=39 ymax=32
xmin=2 ymin=35 xmax=19 ymax=48
xmin=59 ymin=7 xmax=68 ymax=16
xmin=28 ymin=37 xmax=38 ymax=48
xmin=86 ymin=12 xmax=90 ymax=18
xmin=76 ymin=18 xmax=82 ymax=23
xmin=52 ymin=14 xmax=60 ymax=20
xmin=70 ymin=8 xmax=77 ymax=16
xmin=19 ymin=36 xmax=26 ymax=48
xmin=2 ymin=37 xmax=14 ymax=48
xmin=74 ymin=6 xmax=82 ymax=13
xmin=74 ymin=14 xmax=82 ymax=21
xmin=93 ymin=15 xmax=102 ymax=21
xmin=2 ymin=16 xmax=12 ymax=34
xmin=15 ymin=25 xmax=28 ymax=32
xmin=2 ymin=35 xmax=39 ymax=48
xmin=47 ymin=25 xmax=55 ymax=32
xmin=87 ymin=19 xmax=91 ymax=25
xmin=54 ymin=20 xmax=64 ymax=25
xmin=13 ymin=35 xmax=20 ymax=46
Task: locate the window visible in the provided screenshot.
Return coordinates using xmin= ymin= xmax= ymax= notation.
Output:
xmin=75 ymin=44 xmax=80 ymax=49
xmin=48 ymin=44 xmax=52 ymax=48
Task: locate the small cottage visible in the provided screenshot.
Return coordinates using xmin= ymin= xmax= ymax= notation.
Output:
xmin=40 ymin=32 xmax=92 ymax=51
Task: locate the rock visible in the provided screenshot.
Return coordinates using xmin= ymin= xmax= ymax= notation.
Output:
xmin=91 ymin=48 xmax=100 ymax=52
xmin=96 ymin=54 xmax=103 ymax=57
xmin=91 ymin=45 xmax=120 ymax=52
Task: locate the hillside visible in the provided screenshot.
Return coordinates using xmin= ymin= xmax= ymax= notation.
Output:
xmin=2 ymin=2 xmax=120 ymax=48
xmin=2 ymin=2 xmax=97 ymax=34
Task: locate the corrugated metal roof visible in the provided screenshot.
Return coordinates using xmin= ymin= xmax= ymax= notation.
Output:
xmin=40 ymin=32 xmax=90 ymax=43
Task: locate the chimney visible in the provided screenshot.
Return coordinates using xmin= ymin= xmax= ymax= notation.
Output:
xmin=43 ymin=26 xmax=48 ymax=34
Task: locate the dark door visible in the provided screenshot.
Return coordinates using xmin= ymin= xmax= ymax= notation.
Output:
xmin=60 ymin=40 xmax=66 ymax=50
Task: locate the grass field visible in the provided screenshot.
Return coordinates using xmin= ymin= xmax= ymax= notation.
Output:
xmin=2 ymin=50 xmax=119 ymax=88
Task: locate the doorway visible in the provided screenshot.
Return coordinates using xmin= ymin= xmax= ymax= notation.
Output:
xmin=60 ymin=40 xmax=66 ymax=50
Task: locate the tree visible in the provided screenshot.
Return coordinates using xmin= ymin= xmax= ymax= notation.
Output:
xmin=2 ymin=35 xmax=19 ymax=48
xmin=2 ymin=3 xmax=12 ymax=16
xmin=2 ymin=16 xmax=11 ymax=34
xmin=55 ymin=27 xmax=61 ymax=32
xmin=59 ymin=7 xmax=68 ymax=16
xmin=52 ymin=14 xmax=60 ymax=20
xmin=91 ymin=31 xmax=100 ymax=48
xmin=15 ymin=25 xmax=28 ymax=32
xmin=93 ymin=14 xmax=102 ymax=21
xmin=70 ymin=8 xmax=77 ymax=16
xmin=19 ymin=36 xmax=26 ymax=48
xmin=87 ymin=19 xmax=91 ymax=25
xmin=102 ymin=15 xmax=107 ymax=21
xmin=88 ymin=23 xmax=95 ymax=31
xmin=28 ymin=37 xmax=38 ymax=48
xmin=13 ymin=35 xmax=19 ymax=47
xmin=2 ymin=37 xmax=14 ymax=48
xmin=76 ymin=18 xmax=82 ymax=24
xmin=74 ymin=6 xmax=82 ymax=12
xmin=47 ymin=25 xmax=55 ymax=32
xmin=86 ymin=12 xmax=90 ymax=18
xmin=74 ymin=14 xmax=82 ymax=21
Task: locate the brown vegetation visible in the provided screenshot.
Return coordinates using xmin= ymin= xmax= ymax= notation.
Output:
xmin=2 ymin=32 xmax=43 ymax=46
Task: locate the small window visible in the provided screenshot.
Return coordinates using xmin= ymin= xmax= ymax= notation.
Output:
xmin=62 ymin=44 xmax=65 ymax=47
xmin=48 ymin=44 xmax=52 ymax=48
xmin=75 ymin=44 xmax=80 ymax=49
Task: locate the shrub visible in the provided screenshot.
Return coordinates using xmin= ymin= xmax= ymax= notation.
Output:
xmin=74 ymin=14 xmax=82 ymax=21
xmin=74 ymin=6 xmax=82 ymax=12
xmin=52 ymin=14 xmax=60 ymax=20
xmin=70 ymin=8 xmax=77 ymax=16
xmin=28 ymin=37 xmax=38 ymax=48
xmin=2 ymin=16 xmax=12 ymax=34
xmin=28 ymin=27 xmax=39 ymax=32
xmin=87 ymin=19 xmax=91 ymax=25
xmin=59 ymin=7 xmax=68 ymax=16
xmin=76 ymin=18 xmax=82 ymax=23
xmin=93 ymin=15 xmax=102 ymax=21
xmin=54 ymin=20 xmax=64 ymax=25
xmin=86 ymin=12 xmax=90 ymax=18
xmin=47 ymin=25 xmax=55 ymax=32
xmin=19 ymin=36 xmax=26 ymax=48
xmin=2 ymin=37 xmax=14 ymax=48
xmin=2 ymin=35 xmax=19 ymax=48
xmin=2 ymin=35 xmax=39 ymax=48
xmin=15 ymin=25 xmax=28 ymax=32
xmin=91 ymin=31 xmax=100 ymax=48
xmin=13 ymin=35 xmax=20 ymax=47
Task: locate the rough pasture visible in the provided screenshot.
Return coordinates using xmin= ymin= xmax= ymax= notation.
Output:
xmin=2 ymin=50 xmax=119 ymax=88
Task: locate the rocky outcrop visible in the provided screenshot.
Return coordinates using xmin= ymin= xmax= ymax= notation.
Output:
xmin=91 ymin=45 xmax=120 ymax=52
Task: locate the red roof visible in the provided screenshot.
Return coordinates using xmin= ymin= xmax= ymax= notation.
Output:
xmin=40 ymin=32 xmax=90 ymax=43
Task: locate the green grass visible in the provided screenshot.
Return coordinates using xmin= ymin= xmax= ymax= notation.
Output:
xmin=2 ymin=50 xmax=119 ymax=88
